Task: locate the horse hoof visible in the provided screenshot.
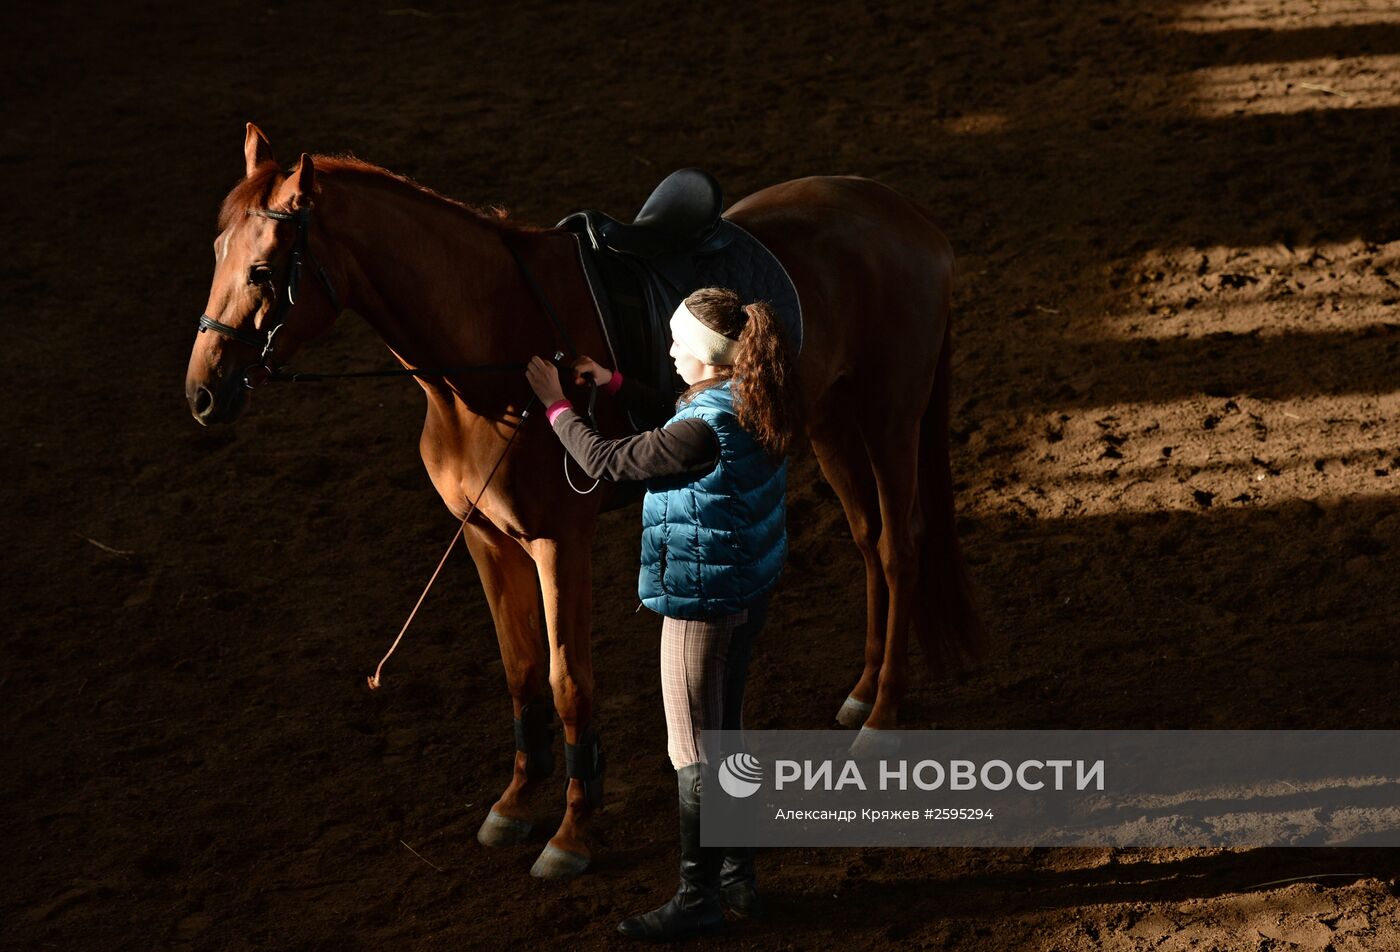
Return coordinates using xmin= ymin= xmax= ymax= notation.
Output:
xmin=477 ymin=809 xmax=532 ymax=847
xmin=848 ymin=725 xmax=901 ymax=759
xmin=835 ymin=696 xmax=872 ymax=728
xmin=530 ymin=843 xmax=591 ymax=880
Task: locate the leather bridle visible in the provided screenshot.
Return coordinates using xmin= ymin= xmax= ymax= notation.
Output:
xmin=196 ymin=206 xmax=341 ymax=389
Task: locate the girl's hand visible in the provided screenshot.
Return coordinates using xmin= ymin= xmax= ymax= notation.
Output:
xmin=570 ymin=355 xmax=613 ymax=387
xmin=526 ymin=355 xmax=566 ymax=404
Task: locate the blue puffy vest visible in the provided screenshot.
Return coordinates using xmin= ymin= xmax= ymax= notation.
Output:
xmin=638 ymin=379 xmax=788 ymax=619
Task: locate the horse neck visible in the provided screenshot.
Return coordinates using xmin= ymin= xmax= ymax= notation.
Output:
xmin=316 ymin=172 xmax=537 ymax=374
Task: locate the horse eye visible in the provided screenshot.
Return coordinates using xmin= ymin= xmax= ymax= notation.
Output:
xmin=248 ymin=265 xmax=273 ymax=286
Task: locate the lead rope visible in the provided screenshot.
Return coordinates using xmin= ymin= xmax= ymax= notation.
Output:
xmin=367 ymin=392 xmax=540 ymax=690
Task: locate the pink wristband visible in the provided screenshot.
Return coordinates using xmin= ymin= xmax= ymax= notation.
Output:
xmin=601 ymin=369 xmax=623 ymax=395
xmin=545 ymin=399 xmax=572 ymax=424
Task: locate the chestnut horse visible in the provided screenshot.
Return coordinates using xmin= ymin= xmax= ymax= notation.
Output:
xmin=185 ymin=123 xmax=981 ymax=880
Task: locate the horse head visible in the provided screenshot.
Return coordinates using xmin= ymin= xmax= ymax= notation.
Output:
xmin=185 ymin=123 xmax=342 ymax=425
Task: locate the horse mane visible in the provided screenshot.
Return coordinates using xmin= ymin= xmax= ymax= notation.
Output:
xmin=217 ymin=155 xmax=548 ymax=235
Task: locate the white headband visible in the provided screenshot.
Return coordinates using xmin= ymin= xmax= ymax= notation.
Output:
xmin=670 ymin=300 xmax=741 ymax=366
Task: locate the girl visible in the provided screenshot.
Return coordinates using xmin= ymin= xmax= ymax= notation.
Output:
xmin=525 ymin=286 xmax=799 ymax=941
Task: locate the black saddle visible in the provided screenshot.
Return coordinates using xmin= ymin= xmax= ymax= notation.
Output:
xmin=558 ymin=168 xmax=802 ymax=440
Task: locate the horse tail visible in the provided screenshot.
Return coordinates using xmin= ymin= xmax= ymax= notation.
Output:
xmin=913 ymin=266 xmax=986 ymax=675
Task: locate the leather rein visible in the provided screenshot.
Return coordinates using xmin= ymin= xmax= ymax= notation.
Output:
xmin=195 ymin=204 xmax=581 ymax=389
xmin=194 ymin=202 xmax=602 ymax=499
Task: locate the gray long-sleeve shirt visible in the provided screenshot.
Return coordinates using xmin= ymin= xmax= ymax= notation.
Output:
xmin=550 ymin=374 xmax=721 ymax=482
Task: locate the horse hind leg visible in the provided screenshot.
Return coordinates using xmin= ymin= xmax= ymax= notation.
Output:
xmin=809 ymin=404 xmax=888 ymax=729
xmin=858 ymin=414 xmax=926 ymax=734
xmin=859 ymin=328 xmax=981 ymax=732
xmin=912 ymin=325 xmax=985 ymax=675
xmin=461 ymin=520 xmax=556 ymax=848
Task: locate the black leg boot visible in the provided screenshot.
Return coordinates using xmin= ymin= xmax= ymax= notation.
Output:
xmin=719 ymin=846 xmax=761 ymax=918
xmin=618 ymin=763 xmax=724 ymax=941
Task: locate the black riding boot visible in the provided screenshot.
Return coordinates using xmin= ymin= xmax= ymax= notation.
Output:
xmin=617 ymin=763 xmax=724 ymax=941
xmin=719 ymin=846 xmax=761 ymax=918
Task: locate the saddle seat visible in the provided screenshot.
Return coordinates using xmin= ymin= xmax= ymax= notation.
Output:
xmin=572 ymin=168 xmax=730 ymax=259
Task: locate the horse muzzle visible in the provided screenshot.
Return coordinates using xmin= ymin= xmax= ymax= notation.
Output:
xmin=187 ymin=373 xmax=249 ymax=426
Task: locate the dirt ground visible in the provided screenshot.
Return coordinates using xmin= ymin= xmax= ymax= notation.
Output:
xmin=5 ymin=0 xmax=1400 ymax=948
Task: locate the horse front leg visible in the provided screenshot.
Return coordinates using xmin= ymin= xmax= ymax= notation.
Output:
xmin=461 ymin=519 xmax=557 ymax=848
xmin=525 ymin=535 xmax=601 ymax=880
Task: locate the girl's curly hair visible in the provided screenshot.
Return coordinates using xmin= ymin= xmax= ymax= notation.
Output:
xmin=678 ymin=287 xmax=801 ymax=460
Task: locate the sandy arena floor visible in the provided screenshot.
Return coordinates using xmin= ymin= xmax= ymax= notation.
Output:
xmin=5 ymin=1 xmax=1399 ymax=948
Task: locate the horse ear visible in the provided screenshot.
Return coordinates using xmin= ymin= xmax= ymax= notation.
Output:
xmin=290 ymin=153 xmax=316 ymax=208
xmin=244 ymin=122 xmax=275 ymax=177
